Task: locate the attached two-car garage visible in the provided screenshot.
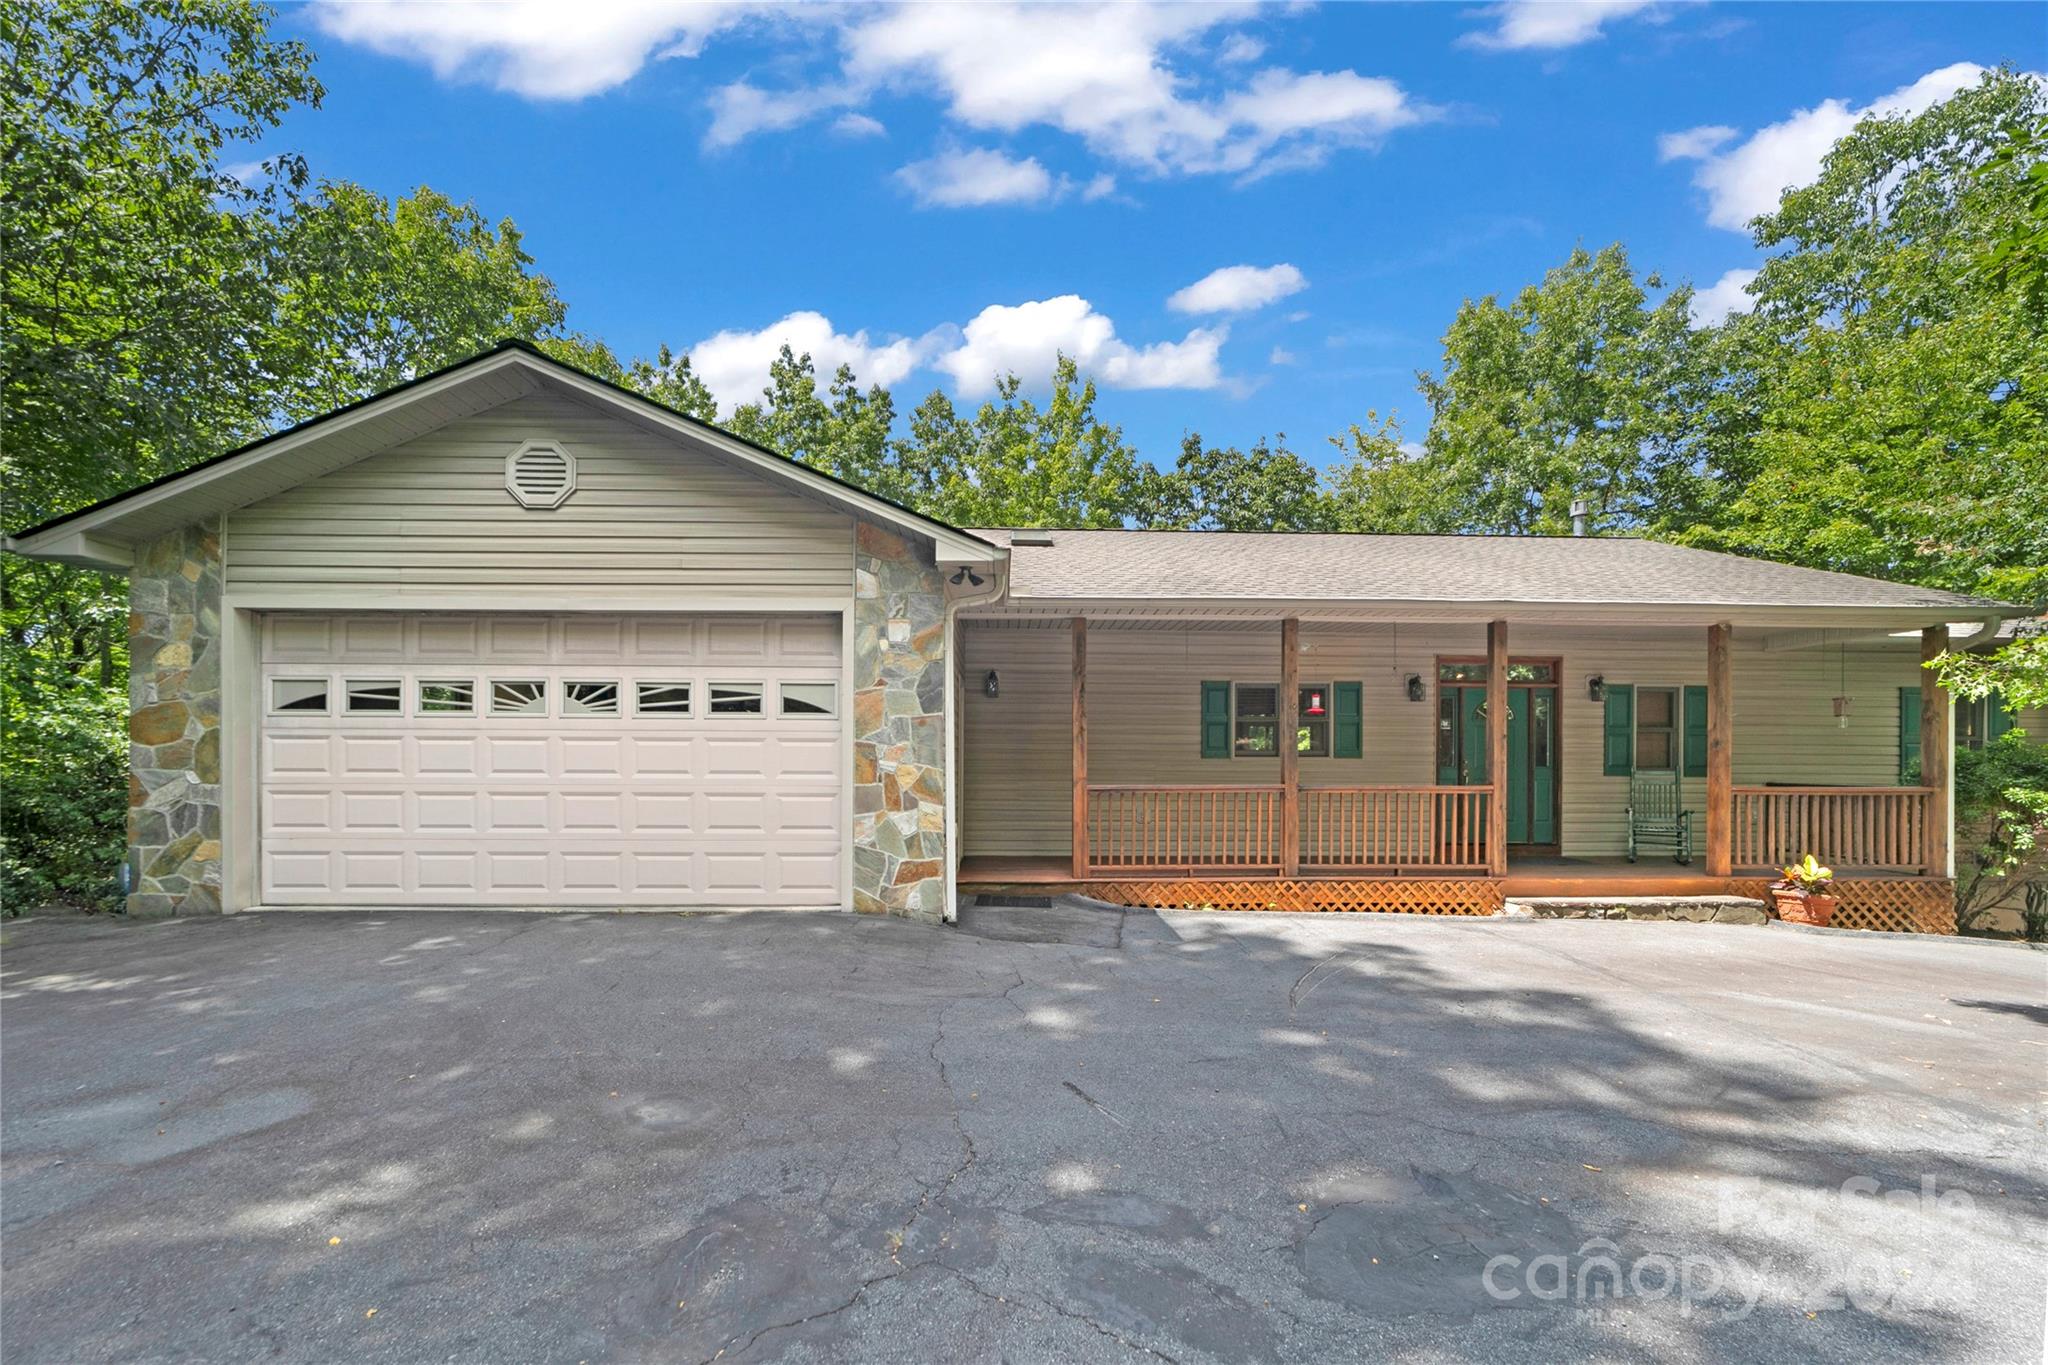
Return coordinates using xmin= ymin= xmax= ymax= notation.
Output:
xmin=258 ymin=611 xmax=844 ymax=907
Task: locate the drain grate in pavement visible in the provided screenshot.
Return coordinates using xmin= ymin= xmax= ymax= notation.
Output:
xmin=976 ymin=895 xmax=1054 ymax=908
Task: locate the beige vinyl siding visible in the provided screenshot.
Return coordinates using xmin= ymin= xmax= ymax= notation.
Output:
xmin=225 ymin=392 xmax=853 ymax=600
xmin=961 ymin=618 xmax=1929 ymax=860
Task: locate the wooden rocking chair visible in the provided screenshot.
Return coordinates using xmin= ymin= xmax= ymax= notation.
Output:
xmin=1626 ymin=771 xmax=1693 ymax=864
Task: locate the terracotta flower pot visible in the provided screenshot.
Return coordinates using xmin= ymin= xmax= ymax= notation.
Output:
xmin=1772 ymin=888 xmax=1836 ymax=927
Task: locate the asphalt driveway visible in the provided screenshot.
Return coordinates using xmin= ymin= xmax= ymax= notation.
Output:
xmin=2 ymin=903 xmax=2043 ymax=1363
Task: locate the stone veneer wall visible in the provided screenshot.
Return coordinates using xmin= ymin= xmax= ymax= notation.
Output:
xmin=851 ymin=520 xmax=949 ymax=921
xmin=126 ymin=521 xmax=224 ymax=914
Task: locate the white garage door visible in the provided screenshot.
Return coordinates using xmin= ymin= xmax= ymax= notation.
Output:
xmin=258 ymin=612 xmax=844 ymax=907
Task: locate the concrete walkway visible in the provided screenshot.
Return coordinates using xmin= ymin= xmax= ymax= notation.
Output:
xmin=2 ymin=904 xmax=2043 ymax=1362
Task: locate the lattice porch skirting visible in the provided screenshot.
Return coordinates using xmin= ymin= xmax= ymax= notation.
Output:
xmin=1727 ymin=877 xmax=1956 ymax=935
xmin=1073 ymin=878 xmax=1506 ymax=917
xmin=1045 ymin=876 xmax=1953 ymax=932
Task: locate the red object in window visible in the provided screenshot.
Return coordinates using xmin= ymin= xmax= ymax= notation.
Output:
xmin=1306 ymin=690 xmax=1326 ymax=717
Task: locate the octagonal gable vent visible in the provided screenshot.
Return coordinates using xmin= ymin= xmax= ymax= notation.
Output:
xmin=505 ymin=440 xmax=576 ymax=509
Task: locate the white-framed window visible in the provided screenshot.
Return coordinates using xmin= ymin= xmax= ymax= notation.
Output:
xmin=270 ymin=678 xmax=329 ymax=714
xmin=709 ymin=683 xmax=764 ymax=715
xmin=344 ymin=679 xmax=402 ymax=714
xmin=780 ymin=682 xmax=836 ymax=716
xmin=490 ymin=679 xmax=549 ymax=715
xmin=563 ymin=681 xmax=621 ymax=715
xmin=417 ymin=680 xmax=476 ymax=714
xmin=634 ymin=682 xmax=692 ymax=716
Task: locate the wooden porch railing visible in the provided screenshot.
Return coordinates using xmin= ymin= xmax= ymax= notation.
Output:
xmin=1085 ymin=785 xmax=1284 ymax=872
xmin=1302 ymin=786 xmax=1491 ymax=871
xmin=1730 ymin=786 xmax=1936 ymax=874
xmin=1082 ymin=784 xmax=1492 ymax=875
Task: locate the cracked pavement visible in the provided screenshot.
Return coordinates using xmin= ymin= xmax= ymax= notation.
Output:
xmin=2 ymin=902 xmax=2044 ymax=1362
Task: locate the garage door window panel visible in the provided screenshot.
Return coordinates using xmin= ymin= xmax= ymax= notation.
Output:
xmin=635 ymin=682 xmax=692 ymax=716
xmin=490 ymin=680 xmax=549 ymax=716
xmin=271 ymin=678 xmax=330 ymax=714
xmin=345 ymin=680 xmax=403 ymax=714
xmin=418 ymin=680 xmax=476 ymax=714
xmin=564 ymin=681 xmax=621 ymax=715
xmin=710 ymin=683 xmax=764 ymax=715
xmin=780 ymin=682 xmax=836 ymax=716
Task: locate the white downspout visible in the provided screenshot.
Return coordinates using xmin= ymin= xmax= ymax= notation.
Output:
xmin=941 ymin=567 xmax=1008 ymax=924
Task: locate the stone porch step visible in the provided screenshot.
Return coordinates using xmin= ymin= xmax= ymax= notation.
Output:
xmin=1502 ymin=895 xmax=1769 ymax=925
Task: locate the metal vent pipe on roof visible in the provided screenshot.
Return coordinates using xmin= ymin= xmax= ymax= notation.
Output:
xmin=1569 ymin=499 xmax=1592 ymax=537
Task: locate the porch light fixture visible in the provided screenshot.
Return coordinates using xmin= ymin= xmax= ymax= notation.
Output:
xmin=1832 ymin=695 xmax=1852 ymax=728
xmin=983 ymin=670 xmax=999 ymax=698
xmin=949 ymin=566 xmax=985 ymax=587
xmin=1405 ymin=673 xmax=1425 ymax=703
xmin=1587 ymin=675 xmax=1605 ymax=703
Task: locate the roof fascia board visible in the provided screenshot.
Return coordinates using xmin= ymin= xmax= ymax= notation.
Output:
xmin=6 ymin=350 xmax=533 ymax=559
xmin=525 ymin=362 xmax=1003 ymax=566
xmin=0 ymin=528 xmax=134 ymax=571
xmin=969 ymin=598 xmax=1998 ymax=630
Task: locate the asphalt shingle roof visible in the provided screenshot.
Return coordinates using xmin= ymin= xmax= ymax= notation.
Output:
xmin=966 ymin=529 xmax=2015 ymax=612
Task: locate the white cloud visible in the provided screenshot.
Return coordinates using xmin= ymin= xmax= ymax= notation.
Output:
xmin=1460 ymin=0 xmax=1661 ymax=52
xmin=935 ymin=295 xmax=1226 ymax=397
xmin=1664 ymin=63 xmax=1990 ymax=231
xmin=686 ymin=311 xmax=934 ymax=412
xmin=1081 ymin=173 xmax=1119 ymax=202
xmin=1656 ymin=124 xmax=1736 ymax=162
xmin=705 ymin=80 xmax=848 ymax=149
xmin=836 ymin=4 xmax=1432 ymax=179
xmin=1688 ymin=267 xmax=1759 ymax=325
xmin=685 ymin=297 xmax=1230 ymax=406
xmin=895 ymin=147 xmax=1060 ymax=208
xmin=832 ymin=111 xmax=886 ymax=138
xmin=1219 ymin=32 xmax=1265 ymax=65
xmin=307 ymin=0 xmax=764 ymax=100
xmin=1168 ymin=263 xmax=1308 ymax=315
xmin=1269 ymin=346 xmax=1298 ymax=366
xmin=314 ymin=1 xmax=1438 ymax=185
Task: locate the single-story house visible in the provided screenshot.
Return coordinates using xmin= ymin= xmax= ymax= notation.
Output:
xmin=8 ymin=341 xmax=2034 ymax=932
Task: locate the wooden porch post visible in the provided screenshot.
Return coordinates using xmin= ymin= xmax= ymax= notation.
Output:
xmin=1486 ymin=620 xmax=1508 ymax=877
xmin=1280 ymin=617 xmax=1301 ymax=877
xmin=1705 ymin=622 xmax=1733 ymax=877
xmin=1921 ymin=625 xmax=1951 ymax=878
xmin=1070 ymin=617 xmax=1088 ymax=878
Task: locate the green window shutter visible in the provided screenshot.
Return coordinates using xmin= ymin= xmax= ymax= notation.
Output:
xmin=1333 ymin=682 xmax=1363 ymax=759
xmin=1200 ymin=681 xmax=1231 ymax=758
xmin=1602 ymin=685 xmax=1634 ymax=777
xmin=1989 ymin=688 xmax=2016 ymax=741
xmin=1898 ymin=686 xmax=1922 ymax=782
xmin=1683 ymin=685 xmax=1708 ymax=778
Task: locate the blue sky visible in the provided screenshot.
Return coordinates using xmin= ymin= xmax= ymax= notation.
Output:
xmin=268 ymin=1 xmax=2042 ymax=467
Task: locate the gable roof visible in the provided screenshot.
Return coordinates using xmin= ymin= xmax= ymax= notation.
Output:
xmin=967 ymin=528 xmax=2024 ymax=629
xmin=5 ymin=339 xmax=1004 ymax=570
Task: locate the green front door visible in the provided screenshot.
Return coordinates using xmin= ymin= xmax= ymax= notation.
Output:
xmin=1506 ymin=687 xmax=1530 ymax=844
xmin=1437 ymin=682 xmax=1557 ymax=848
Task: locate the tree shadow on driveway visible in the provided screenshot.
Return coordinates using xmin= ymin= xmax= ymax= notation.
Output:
xmin=1 ymin=905 xmax=2042 ymax=1362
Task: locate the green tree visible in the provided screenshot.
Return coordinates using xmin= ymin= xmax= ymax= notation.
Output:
xmin=1323 ymin=409 xmax=1465 ymax=533
xmin=725 ymin=346 xmax=923 ymax=505
xmin=917 ymin=358 xmax=1153 ymax=528
xmin=1142 ymin=433 xmax=1334 ymax=530
xmin=1411 ymin=244 xmax=1701 ymax=535
xmin=1679 ymin=69 xmax=2048 ymax=603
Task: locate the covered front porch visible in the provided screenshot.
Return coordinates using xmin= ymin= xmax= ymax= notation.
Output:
xmin=956 ymin=611 xmax=1958 ymax=931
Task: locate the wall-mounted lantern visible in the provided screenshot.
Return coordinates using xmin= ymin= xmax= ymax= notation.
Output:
xmin=983 ymin=670 xmax=1000 ymax=698
xmin=1405 ymin=673 xmax=1425 ymax=703
xmin=1587 ymin=674 xmax=1605 ymax=703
